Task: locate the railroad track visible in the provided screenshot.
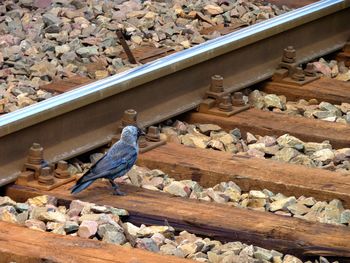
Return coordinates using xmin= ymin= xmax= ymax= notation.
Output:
xmin=1 ymin=0 xmax=350 ymax=262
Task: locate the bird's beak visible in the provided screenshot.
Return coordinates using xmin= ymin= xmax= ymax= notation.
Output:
xmin=138 ymin=128 xmax=146 ymax=137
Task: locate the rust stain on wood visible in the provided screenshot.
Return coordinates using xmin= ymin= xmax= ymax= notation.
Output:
xmin=40 ymin=75 xmax=92 ymax=94
xmin=120 ymin=46 xmax=175 ymax=64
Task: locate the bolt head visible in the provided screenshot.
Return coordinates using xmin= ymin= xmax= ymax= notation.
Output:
xmin=41 ymin=167 xmax=51 ymax=176
xmin=283 ymin=46 xmax=296 ymax=62
xmin=57 ymin=160 xmax=68 ymax=170
xmin=210 ymin=75 xmax=224 ymax=93
xmin=123 ymin=109 xmax=137 ymax=123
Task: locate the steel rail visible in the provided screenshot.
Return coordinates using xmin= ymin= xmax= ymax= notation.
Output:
xmin=0 ymin=0 xmax=349 ymax=186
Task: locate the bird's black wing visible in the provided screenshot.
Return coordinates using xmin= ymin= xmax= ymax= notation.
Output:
xmin=91 ymin=142 xmax=136 ymax=174
xmin=76 ymin=142 xmax=136 ymax=184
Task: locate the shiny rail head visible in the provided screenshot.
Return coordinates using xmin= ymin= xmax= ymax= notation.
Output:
xmin=0 ymin=0 xmax=348 ymax=137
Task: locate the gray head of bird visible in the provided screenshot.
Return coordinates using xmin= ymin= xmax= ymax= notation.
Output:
xmin=120 ymin=125 xmax=145 ymax=145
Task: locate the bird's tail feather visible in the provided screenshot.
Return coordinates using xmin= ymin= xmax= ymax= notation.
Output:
xmin=70 ymin=180 xmax=94 ymax=194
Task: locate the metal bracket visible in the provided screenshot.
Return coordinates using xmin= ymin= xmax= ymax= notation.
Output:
xmin=198 ymin=75 xmax=251 ymax=117
xmin=272 ymin=46 xmax=320 ymax=87
xmin=16 ymin=143 xmax=75 ymax=190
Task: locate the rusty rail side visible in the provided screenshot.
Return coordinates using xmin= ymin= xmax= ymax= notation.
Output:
xmin=0 ymin=0 xmax=349 ymax=185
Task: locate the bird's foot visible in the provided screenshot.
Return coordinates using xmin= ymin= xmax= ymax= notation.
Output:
xmin=112 ymin=188 xmax=126 ymax=196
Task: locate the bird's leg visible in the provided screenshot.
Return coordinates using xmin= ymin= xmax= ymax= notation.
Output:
xmin=109 ymin=179 xmax=126 ymax=196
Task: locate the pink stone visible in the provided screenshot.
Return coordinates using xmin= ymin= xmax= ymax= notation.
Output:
xmin=78 ymin=220 xmax=98 ymax=238
xmin=149 ymin=177 xmax=164 ymax=189
xmin=247 ymin=148 xmax=265 ymax=159
xmin=34 ymin=0 xmax=53 ymax=9
xmin=312 ymin=62 xmax=332 ymax=77
xmin=0 ymin=34 xmax=20 ymax=47
xmin=69 ymin=200 xmax=88 ymax=214
xmin=67 ymin=208 xmax=81 ymax=218
xmin=25 ymin=219 xmax=46 ymax=231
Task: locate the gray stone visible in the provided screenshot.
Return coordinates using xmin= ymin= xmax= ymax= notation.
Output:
xmin=319 ymin=102 xmax=342 ymax=116
xmin=109 ymin=207 xmax=129 ymax=217
xmin=282 ymin=254 xmax=302 ymax=263
xmin=0 ymin=206 xmax=18 ymax=224
xmin=240 ymin=245 xmax=254 ymax=257
xmin=136 ymin=238 xmax=160 ymax=252
xmin=264 ymin=94 xmax=285 ymax=109
xmin=340 ymin=209 xmax=350 ymax=224
xmin=64 ymin=221 xmax=79 ymax=233
xmin=16 ymin=211 xmax=29 ymax=225
xmin=97 ymin=223 xmax=120 ymax=237
xmin=249 ymin=190 xmax=267 ymax=199
xmin=38 ymin=211 xmax=66 ymax=223
xmin=322 ymin=203 xmax=342 ymax=224
xmin=319 ymin=256 xmax=330 ymax=263
xmin=30 ymin=61 xmax=56 ymax=79
xmin=277 ymin=134 xmax=304 ymax=150
xmin=205 ymin=188 xmax=226 ymax=203
xmin=253 ymin=247 xmax=273 ymax=261
xmin=160 ymin=243 xmax=177 ymax=255
xmin=207 ymin=139 xmax=225 ymax=151
xmin=43 ymin=13 xmax=61 ymax=26
xmin=90 ymin=205 xmax=109 ymax=214
xmin=198 ymin=124 xmax=222 ymax=134
xmin=311 ymin=149 xmax=335 ymax=163
xmin=230 ymin=128 xmax=241 ymax=139
xmin=259 ymin=136 xmax=277 ymax=147
xmin=0 ymin=196 xmax=16 ymax=207
xmin=329 ymin=199 xmax=344 ymax=210
xmin=299 ymin=197 xmax=316 ymax=207
xmin=181 ymin=133 xmax=209 ymax=149
xmin=273 ymin=147 xmax=300 ymax=162
xmin=270 ymin=197 xmax=297 ymax=212
xmin=79 ymin=213 xmax=101 ymax=223
xmin=249 ymin=90 xmax=265 ymax=109
xmin=271 ymin=250 xmax=283 ymax=258
xmin=311 ymin=201 xmax=327 ymax=213
xmin=289 ymin=154 xmax=315 ymax=167
xmin=207 ymin=251 xmax=222 ymax=263
xmin=339 ymin=103 xmax=350 ymax=114
xmin=287 ymin=203 xmax=310 ymax=216
xmin=247 ymin=142 xmax=265 ymax=151
xmin=137 ymin=225 xmax=174 ymax=237
xmin=69 ymin=200 xmax=89 ymax=214
xmin=163 ymin=181 xmax=189 ymax=197
xmin=29 ymin=206 xmax=47 ymax=220
xmin=179 ymin=242 xmax=199 ymax=256
xmin=313 ymin=110 xmax=337 ymax=119
xmin=76 ymin=46 xmax=99 ymax=57
xmin=246 ymin=132 xmax=257 ymax=144
xmin=304 ymin=142 xmax=332 ymax=154
xmin=188 ymin=251 xmax=208 ymax=260
xmin=102 ymin=230 xmax=126 ymax=245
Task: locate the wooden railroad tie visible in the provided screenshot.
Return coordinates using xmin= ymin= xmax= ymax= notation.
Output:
xmin=0 ymin=221 xmax=189 ymax=263
xmin=138 ymin=143 xmax=350 ymax=208
xmin=261 ymin=77 xmax=350 ymax=105
xmin=5 ymin=141 xmax=350 ymax=260
xmin=184 ymin=110 xmax=350 ymax=149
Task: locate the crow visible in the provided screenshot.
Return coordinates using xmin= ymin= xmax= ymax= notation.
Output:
xmin=71 ymin=125 xmax=144 ymax=195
